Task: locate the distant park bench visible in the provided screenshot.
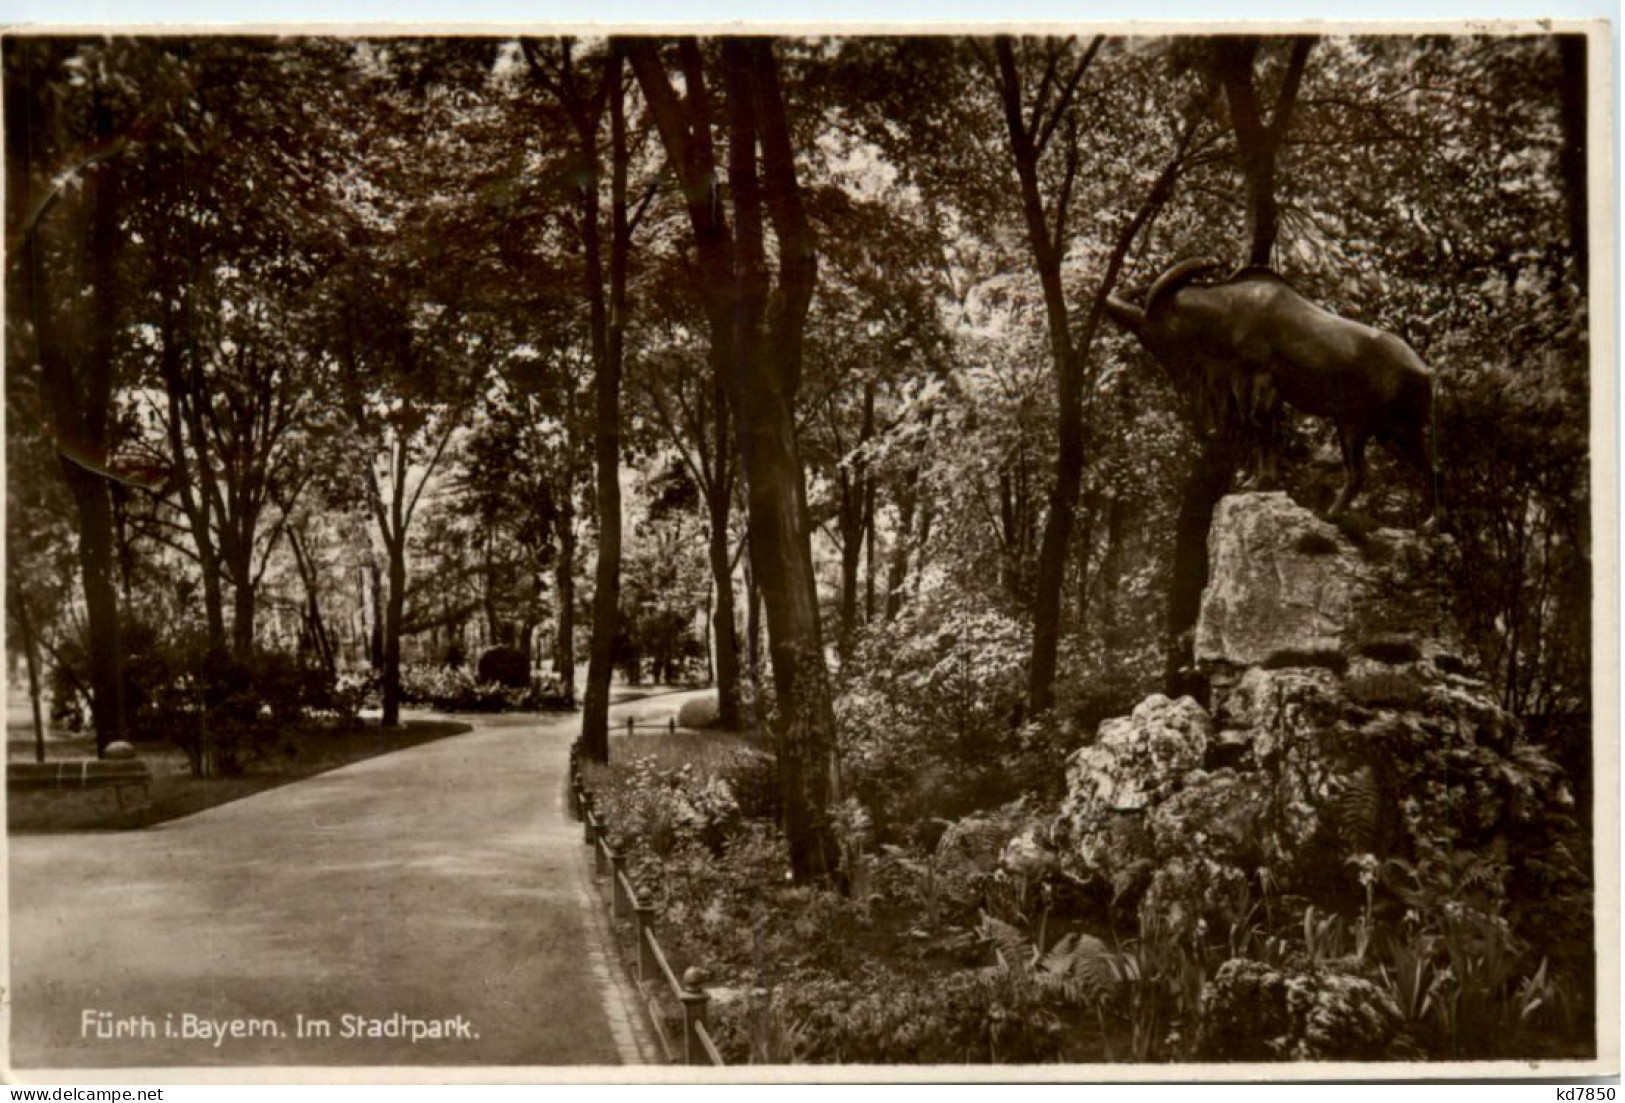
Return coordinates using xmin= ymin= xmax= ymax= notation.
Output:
xmin=623 ymin=716 xmax=678 ymax=736
xmin=7 ymin=756 xmax=153 ymax=807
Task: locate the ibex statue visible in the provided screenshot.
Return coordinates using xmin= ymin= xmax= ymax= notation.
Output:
xmin=1106 ymin=258 xmax=1438 ymax=522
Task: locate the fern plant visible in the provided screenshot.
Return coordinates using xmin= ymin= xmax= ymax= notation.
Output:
xmin=979 ymin=912 xmax=1124 ymax=1009
xmin=1374 ymin=846 xmax=1562 ymax=1057
xmin=747 ymin=993 xmax=808 ymax=1065
xmin=1102 ymin=908 xmax=1209 ymax=1062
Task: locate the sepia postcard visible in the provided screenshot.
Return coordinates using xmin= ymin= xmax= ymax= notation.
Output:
xmin=1 ymin=21 xmax=1615 ymax=1083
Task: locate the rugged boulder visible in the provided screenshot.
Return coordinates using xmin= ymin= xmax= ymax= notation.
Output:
xmin=1197 ymin=958 xmax=1413 ymax=1061
xmin=1055 ymin=492 xmax=1583 ymax=928
xmin=1194 ymin=491 xmax=1464 ymax=679
xmin=1054 ymin=694 xmax=1211 ymax=895
xmin=1064 ymin=693 xmax=1212 ymax=815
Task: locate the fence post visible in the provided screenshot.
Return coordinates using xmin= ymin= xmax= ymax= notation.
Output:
xmin=594 ymin=824 xmax=610 ymax=877
xmin=608 ymin=849 xmax=626 ymax=919
xmin=633 ymin=904 xmax=656 ymax=983
xmin=680 ymin=988 xmax=711 ymax=1065
xmin=581 ymin=798 xmax=595 ymax=846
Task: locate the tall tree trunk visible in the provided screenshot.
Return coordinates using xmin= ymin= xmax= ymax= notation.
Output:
xmin=368 ymin=560 xmax=384 ymax=670
xmin=746 ymin=558 xmax=763 ymax=685
xmin=993 ymin=35 xmax=1084 ymax=717
xmin=864 ymin=476 xmax=877 ymax=624
xmin=837 ymin=503 xmax=863 ymax=660
xmin=381 ymin=537 xmax=406 ymax=727
xmin=157 ymin=326 xmax=229 ymax=658
xmin=630 ymin=36 xmax=844 ymax=884
xmin=482 ymin=528 xmax=502 ymax=647
xmin=61 ymin=463 xmax=125 ymax=753
xmin=520 ymin=615 xmax=537 ymax=664
xmin=201 ymin=555 xmax=227 ymax=657
xmin=1158 ymin=36 xmax=1312 ymax=689
xmin=375 ymin=434 xmax=411 ymax=730
xmin=289 ymin=529 xmax=336 ymax=676
xmin=703 ymin=593 xmax=715 ymax=683
xmin=8 ymin=64 xmax=152 ymax=755
xmin=724 ymin=39 xmax=843 ymax=884
xmin=1557 ymin=34 xmax=1589 ymax=293
xmin=709 ymin=488 xmax=743 ymax=729
xmin=1164 ymin=437 xmax=1238 ymax=701
xmin=22 ymin=93 xmax=128 ymax=755
xmin=9 ymin=558 xmax=48 ymax=763
xmin=990 ymin=36 xmax=1174 ymax=718
xmin=24 ymin=610 xmax=45 ymax=760
xmin=579 ymin=45 xmax=631 ymax=764
xmin=1071 ymin=494 xmax=1100 ymax=636
xmin=1093 ymin=493 xmax=1129 ymax=640
xmin=836 ymin=384 xmax=875 ymax=661
xmin=1214 ymin=36 xmax=1313 ymax=267
xmin=582 ymin=408 xmax=622 ymax=761
xmin=554 ymin=512 xmax=577 ymax=706
xmin=230 ymin=549 xmax=256 ymax=661
xmin=884 ymin=468 xmax=919 ymax=622
xmin=706 ymin=366 xmax=743 ymax=730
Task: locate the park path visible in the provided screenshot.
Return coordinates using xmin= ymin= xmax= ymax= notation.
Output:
xmin=5 ymin=694 xmax=698 ymax=1070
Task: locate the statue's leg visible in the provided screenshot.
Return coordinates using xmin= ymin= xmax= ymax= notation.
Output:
xmin=1423 ymin=420 xmax=1442 ymax=527
xmin=1234 ymin=373 xmax=1279 ymax=491
xmin=1329 ymin=428 xmax=1369 ymax=517
xmin=1384 ymin=423 xmax=1440 ymax=525
xmin=1228 ymin=373 xmax=1259 ymax=489
xmin=1254 ymin=376 xmax=1281 ymax=489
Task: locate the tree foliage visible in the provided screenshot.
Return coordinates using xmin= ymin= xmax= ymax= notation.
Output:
xmin=5 ymin=34 xmax=1593 ymax=920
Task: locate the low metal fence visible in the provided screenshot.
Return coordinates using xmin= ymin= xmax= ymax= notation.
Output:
xmin=569 ymin=740 xmax=725 ymax=1066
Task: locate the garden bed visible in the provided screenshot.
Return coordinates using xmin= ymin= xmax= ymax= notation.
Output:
xmin=580 ymin=732 xmax=1134 ymax=1064
xmin=582 ymin=726 xmax=1595 ymax=1065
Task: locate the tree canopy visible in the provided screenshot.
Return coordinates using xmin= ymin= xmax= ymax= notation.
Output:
xmin=5 ymin=30 xmax=1594 ymax=877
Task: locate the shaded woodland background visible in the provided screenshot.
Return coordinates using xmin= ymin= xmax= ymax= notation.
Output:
xmin=5 ymin=32 xmax=1596 ymax=1062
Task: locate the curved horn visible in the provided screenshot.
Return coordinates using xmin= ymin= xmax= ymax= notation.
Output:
xmin=1105 ymin=294 xmax=1147 ymax=336
xmin=1145 ymin=256 xmax=1227 ymax=317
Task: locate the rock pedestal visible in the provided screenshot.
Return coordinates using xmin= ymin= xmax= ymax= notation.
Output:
xmin=1041 ymin=491 xmax=1588 ymax=1060
xmin=1054 ymin=491 xmax=1581 ymax=927
xmin=1194 ymin=492 xmax=1465 ymax=682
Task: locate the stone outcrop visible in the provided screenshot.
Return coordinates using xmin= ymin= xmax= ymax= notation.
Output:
xmin=1064 ymin=694 xmax=1212 ymax=816
xmin=1051 ymin=492 xmax=1583 ymax=928
xmin=1194 ymin=492 xmax=1464 ymax=678
xmin=1198 ymin=959 xmax=1413 ymax=1061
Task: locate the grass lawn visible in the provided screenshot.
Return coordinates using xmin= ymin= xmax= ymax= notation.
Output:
xmin=6 ymin=717 xmax=472 ymax=833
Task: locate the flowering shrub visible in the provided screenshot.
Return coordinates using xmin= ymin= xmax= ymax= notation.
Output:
xmin=327 ymin=668 xmax=379 ymax=724
xmin=128 ymin=635 xmax=337 ymax=776
xmin=596 ymin=755 xmax=741 ymax=859
xmin=717 ymin=747 xmax=781 ymax=822
xmin=1197 ymin=959 xmax=1411 ymax=1061
xmin=398 ymin=663 xmax=532 ymax=712
xmin=837 ymin=600 xmax=1044 ymax=844
xmin=843 ymin=604 xmax=1030 ymax=751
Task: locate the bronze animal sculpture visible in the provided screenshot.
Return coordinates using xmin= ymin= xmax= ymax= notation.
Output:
xmin=1106 ymin=258 xmax=1438 ymax=521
